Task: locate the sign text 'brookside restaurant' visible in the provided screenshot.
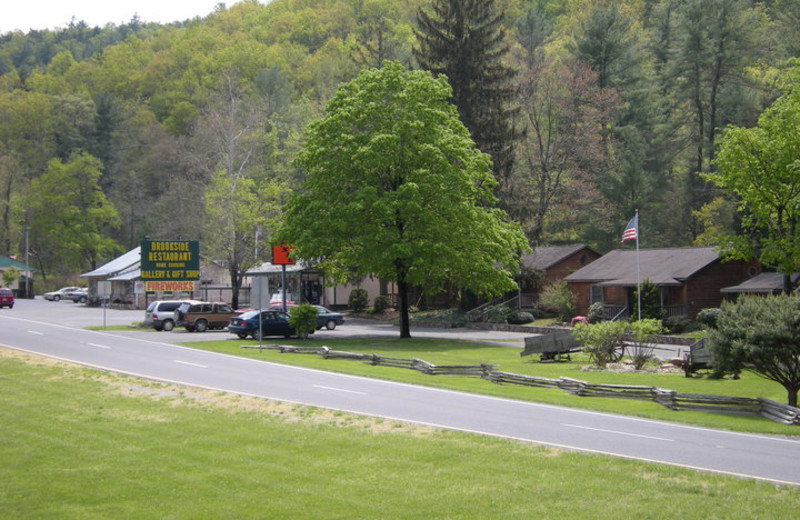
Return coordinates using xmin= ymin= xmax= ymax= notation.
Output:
xmin=140 ymin=241 xmax=200 ymax=281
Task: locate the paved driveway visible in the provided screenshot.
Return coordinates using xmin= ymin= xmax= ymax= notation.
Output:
xmin=13 ymin=297 xmax=531 ymax=346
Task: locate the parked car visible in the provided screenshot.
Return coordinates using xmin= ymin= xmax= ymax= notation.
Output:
xmin=144 ymin=300 xmax=196 ymax=331
xmin=229 ymin=309 xmax=299 ymax=340
xmin=314 ymin=305 xmax=344 ymax=330
xmin=0 ymin=287 xmax=14 ymax=308
xmin=43 ymin=286 xmax=87 ymax=302
xmin=67 ymin=288 xmax=89 ymax=303
xmin=174 ymin=301 xmax=240 ymax=332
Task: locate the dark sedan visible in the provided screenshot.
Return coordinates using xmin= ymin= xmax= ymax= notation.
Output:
xmin=315 ymin=305 xmax=344 ymax=330
xmin=229 ymin=309 xmax=297 ymax=340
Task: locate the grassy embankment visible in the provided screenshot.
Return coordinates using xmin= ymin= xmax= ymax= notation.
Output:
xmin=2 ymin=349 xmax=799 ymax=519
xmin=180 ymin=334 xmax=800 ymax=437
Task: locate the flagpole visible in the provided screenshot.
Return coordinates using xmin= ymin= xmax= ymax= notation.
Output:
xmin=635 ymin=209 xmax=641 ymax=321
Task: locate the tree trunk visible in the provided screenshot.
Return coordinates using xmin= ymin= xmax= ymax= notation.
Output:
xmin=788 ymin=387 xmax=798 ymax=408
xmin=398 ymin=278 xmax=411 ymax=339
xmin=395 ymin=261 xmax=411 ymax=338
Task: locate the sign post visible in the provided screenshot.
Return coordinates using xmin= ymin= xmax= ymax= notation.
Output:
xmin=272 ymin=245 xmax=296 ymax=312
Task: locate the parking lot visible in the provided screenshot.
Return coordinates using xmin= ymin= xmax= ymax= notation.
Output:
xmin=8 ymin=297 xmax=532 ymax=347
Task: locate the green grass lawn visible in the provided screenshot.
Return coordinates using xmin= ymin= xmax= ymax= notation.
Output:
xmin=2 ymin=349 xmax=799 ymax=519
xmin=179 ymin=336 xmax=800 ymax=436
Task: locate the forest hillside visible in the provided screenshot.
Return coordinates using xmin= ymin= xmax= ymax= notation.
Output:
xmin=1 ymin=0 xmax=799 ymax=281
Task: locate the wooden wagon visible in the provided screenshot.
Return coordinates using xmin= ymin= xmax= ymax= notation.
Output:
xmin=521 ymin=329 xmax=582 ymax=362
xmin=683 ymin=337 xmax=713 ymax=377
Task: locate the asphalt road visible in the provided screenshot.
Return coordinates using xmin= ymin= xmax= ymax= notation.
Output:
xmin=2 ymin=298 xmax=798 ymax=487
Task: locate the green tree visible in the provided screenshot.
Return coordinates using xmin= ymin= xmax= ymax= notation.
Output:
xmin=710 ymin=295 xmax=800 ymax=407
xmin=414 ymin=0 xmax=521 ymax=185
xmin=289 ymin=303 xmax=318 ymax=340
xmin=538 ymin=280 xmax=577 ymax=323
xmin=27 ymin=152 xmax=121 ymax=273
xmin=199 ymin=72 xmax=287 ymax=309
xmin=1 ymin=265 xmax=20 ymax=287
xmin=627 ymin=318 xmax=663 ymax=370
xmin=667 ymin=0 xmax=769 ymax=226
xmin=633 ymin=279 xmax=666 ymax=321
xmin=282 ymin=62 xmax=528 ymax=338
xmin=707 ymin=68 xmax=800 ymax=292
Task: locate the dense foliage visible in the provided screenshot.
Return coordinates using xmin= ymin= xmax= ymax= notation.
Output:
xmin=710 ymin=295 xmax=800 ymax=407
xmin=281 ymin=62 xmax=528 ymax=337
xmin=1 ymin=0 xmax=798 ymax=285
xmin=414 ymin=0 xmax=521 ymax=184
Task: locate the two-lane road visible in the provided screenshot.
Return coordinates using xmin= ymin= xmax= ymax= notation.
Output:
xmin=1 ymin=300 xmax=798 ymax=487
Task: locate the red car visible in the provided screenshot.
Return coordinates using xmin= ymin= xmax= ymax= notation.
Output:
xmin=0 ymin=287 xmax=14 ymax=309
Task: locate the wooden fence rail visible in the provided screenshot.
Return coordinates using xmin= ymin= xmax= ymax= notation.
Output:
xmin=250 ymin=344 xmax=800 ymax=425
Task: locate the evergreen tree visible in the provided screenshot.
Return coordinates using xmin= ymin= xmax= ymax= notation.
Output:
xmin=414 ymin=0 xmax=521 ymax=185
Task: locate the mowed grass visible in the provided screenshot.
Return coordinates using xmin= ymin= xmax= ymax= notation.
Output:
xmin=2 ymin=349 xmax=799 ymax=519
xmin=180 ymin=335 xmax=800 ymax=436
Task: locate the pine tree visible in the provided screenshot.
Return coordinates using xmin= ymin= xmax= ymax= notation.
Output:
xmin=414 ymin=0 xmax=521 ymax=185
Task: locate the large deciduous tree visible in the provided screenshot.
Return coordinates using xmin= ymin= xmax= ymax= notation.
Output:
xmin=282 ymin=62 xmax=529 ymax=338
xmin=414 ymin=0 xmax=521 ymax=186
xmin=706 ymin=69 xmax=800 ymax=293
xmin=710 ymin=295 xmax=800 ymax=407
xmin=27 ymin=152 xmax=121 ymax=274
xmin=197 ymin=72 xmax=284 ymax=309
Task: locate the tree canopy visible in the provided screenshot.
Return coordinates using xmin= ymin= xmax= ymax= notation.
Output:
xmin=707 ymin=65 xmax=800 ymax=292
xmin=0 ymin=0 xmax=798 ymax=282
xmin=710 ymin=294 xmax=800 ymax=407
xmin=414 ymin=0 xmax=520 ymax=185
xmin=281 ymin=62 xmax=528 ymax=337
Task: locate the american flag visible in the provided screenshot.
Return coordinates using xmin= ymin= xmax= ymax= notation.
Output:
xmin=621 ymin=214 xmax=638 ymax=243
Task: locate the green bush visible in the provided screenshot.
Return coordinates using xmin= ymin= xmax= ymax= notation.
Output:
xmin=664 ymin=315 xmax=692 ymax=334
xmin=348 ymin=288 xmax=369 ymax=313
xmin=289 ymin=304 xmax=318 ymax=339
xmin=633 ymin=279 xmax=666 ymax=320
xmin=507 ymin=310 xmax=535 ymax=325
xmin=587 ymin=302 xmax=605 ymax=323
xmin=538 ymin=281 xmax=576 ymax=322
xmin=482 ymin=304 xmax=512 ymax=323
xmin=627 ymin=319 xmax=664 ymax=370
xmin=372 ymin=295 xmax=392 ymax=314
xmin=572 ymin=320 xmax=627 ymax=367
xmin=696 ymin=307 xmax=722 ymax=329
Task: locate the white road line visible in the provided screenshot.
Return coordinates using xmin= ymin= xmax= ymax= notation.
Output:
xmin=27 ymin=330 xmax=44 ymax=335
xmin=564 ymin=423 xmax=675 ymax=442
xmin=313 ymin=385 xmax=368 ymax=396
xmin=174 ymin=360 xmax=208 ymax=369
xmin=87 ymin=343 xmax=111 ymax=350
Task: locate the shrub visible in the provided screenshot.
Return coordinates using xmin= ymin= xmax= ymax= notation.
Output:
xmin=538 ymin=281 xmax=576 ymax=322
xmin=664 ymin=315 xmax=692 ymax=334
xmin=507 ymin=310 xmax=535 ymax=325
xmin=627 ymin=319 xmax=664 ymax=370
xmin=348 ymin=288 xmax=369 ymax=313
xmin=481 ymin=304 xmax=512 ymax=323
xmin=289 ymin=304 xmax=318 ymax=339
xmin=633 ymin=279 xmax=666 ymax=320
xmin=696 ymin=307 xmax=722 ymax=329
xmin=587 ymin=302 xmax=605 ymax=323
xmin=572 ymin=320 xmax=627 ymax=367
xmin=372 ymin=295 xmax=392 ymax=314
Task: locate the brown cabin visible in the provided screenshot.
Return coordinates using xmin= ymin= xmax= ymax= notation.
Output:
xmin=517 ymin=245 xmax=601 ymax=306
xmin=564 ymin=247 xmax=760 ymax=320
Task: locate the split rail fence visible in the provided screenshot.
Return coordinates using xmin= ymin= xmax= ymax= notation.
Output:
xmin=246 ymin=344 xmax=800 ymax=426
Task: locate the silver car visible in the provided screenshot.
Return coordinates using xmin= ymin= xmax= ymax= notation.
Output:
xmin=43 ymin=287 xmax=86 ymax=303
xmin=144 ymin=300 xmax=196 ymax=331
